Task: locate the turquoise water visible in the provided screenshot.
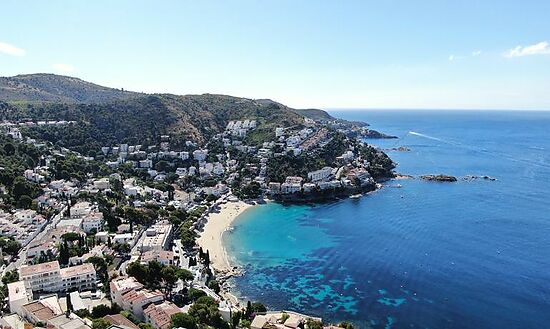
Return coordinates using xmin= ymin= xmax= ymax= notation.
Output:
xmin=224 ymin=110 xmax=550 ymax=329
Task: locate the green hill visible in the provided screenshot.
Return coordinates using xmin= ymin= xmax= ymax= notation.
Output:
xmin=0 ymin=73 xmax=139 ymax=103
xmin=0 ymin=74 xmax=311 ymax=154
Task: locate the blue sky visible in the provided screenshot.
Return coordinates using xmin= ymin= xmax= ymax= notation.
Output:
xmin=1 ymin=0 xmax=550 ymax=110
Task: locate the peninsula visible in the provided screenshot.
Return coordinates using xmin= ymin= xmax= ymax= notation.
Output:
xmin=0 ymin=73 xmax=395 ymax=329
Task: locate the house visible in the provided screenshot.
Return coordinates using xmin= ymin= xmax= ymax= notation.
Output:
xmin=302 ymin=183 xmax=317 ymax=193
xmin=143 ymin=301 xmax=181 ymax=329
xmin=102 ymin=314 xmax=140 ymax=329
xmin=20 ymin=296 xmax=63 ymax=324
xmin=280 ymin=183 xmax=301 ymax=194
xmin=250 ymin=311 xmax=322 ymax=329
xmin=268 ymin=182 xmax=281 ymax=194
xmin=71 ymin=202 xmax=92 ymax=219
xmin=110 ymin=277 xmax=144 ymax=307
xmin=48 ymin=314 xmax=91 ymax=329
xmin=192 ymin=149 xmax=208 ymax=162
xmin=113 ymin=233 xmax=136 ymax=245
xmin=24 ymin=169 xmax=45 ymax=183
xmin=0 ymin=313 xmax=25 ymax=329
xmin=93 ymin=178 xmax=111 ymax=190
xmin=140 ymin=250 xmax=174 ymax=266
xmin=81 ymin=211 xmax=104 ymax=233
xmin=119 ymin=288 xmax=164 ymax=320
xmin=7 ymin=281 xmax=30 ymax=314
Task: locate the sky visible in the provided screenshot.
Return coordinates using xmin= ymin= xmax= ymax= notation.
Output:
xmin=1 ymin=0 xmax=550 ymax=110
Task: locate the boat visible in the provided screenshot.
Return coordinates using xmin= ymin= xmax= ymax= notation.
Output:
xmin=349 ymin=194 xmax=362 ymax=199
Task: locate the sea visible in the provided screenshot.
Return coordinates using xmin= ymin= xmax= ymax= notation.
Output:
xmin=224 ymin=110 xmax=550 ymax=329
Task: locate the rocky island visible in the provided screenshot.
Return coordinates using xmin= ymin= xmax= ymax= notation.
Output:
xmin=420 ymin=174 xmax=458 ymax=182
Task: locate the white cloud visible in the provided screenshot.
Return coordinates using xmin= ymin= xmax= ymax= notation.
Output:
xmin=0 ymin=41 xmax=26 ymax=56
xmin=52 ymin=63 xmax=75 ymax=73
xmin=472 ymin=50 xmax=482 ymax=56
xmin=504 ymin=41 xmax=550 ymax=58
xmin=448 ymin=55 xmax=455 ymax=61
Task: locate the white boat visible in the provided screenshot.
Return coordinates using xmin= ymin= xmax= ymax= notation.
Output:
xmin=349 ymin=194 xmax=362 ymax=199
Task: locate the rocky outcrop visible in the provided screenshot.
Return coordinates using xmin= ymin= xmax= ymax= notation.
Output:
xmin=420 ymin=174 xmax=457 ymax=182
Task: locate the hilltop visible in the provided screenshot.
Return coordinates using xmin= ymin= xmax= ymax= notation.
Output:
xmin=0 ymin=73 xmax=140 ymax=103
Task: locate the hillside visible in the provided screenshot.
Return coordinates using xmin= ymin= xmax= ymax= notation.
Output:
xmin=0 ymin=77 xmax=306 ymax=155
xmin=293 ymin=108 xmax=335 ymax=121
xmin=0 ymin=74 xmax=393 ymax=155
xmin=0 ymin=73 xmax=140 ymax=103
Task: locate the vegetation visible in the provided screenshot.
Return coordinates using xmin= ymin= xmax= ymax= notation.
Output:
xmin=0 ymin=237 xmax=22 ymax=257
xmin=126 ymin=260 xmax=193 ymax=296
xmin=0 ymin=135 xmax=42 ymax=208
xmin=188 ymin=296 xmax=229 ymax=329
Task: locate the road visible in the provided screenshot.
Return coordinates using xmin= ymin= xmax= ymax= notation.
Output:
xmin=117 ymin=227 xmax=145 ymax=275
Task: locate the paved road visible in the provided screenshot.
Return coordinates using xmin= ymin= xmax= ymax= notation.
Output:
xmin=118 ymin=228 xmax=145 ymax=275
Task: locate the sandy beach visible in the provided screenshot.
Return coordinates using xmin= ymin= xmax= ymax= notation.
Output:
xmin=197 ymin=200 xmax=253 ymax=273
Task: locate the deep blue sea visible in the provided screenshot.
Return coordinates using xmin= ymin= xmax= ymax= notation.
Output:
xmin=224 ymin=110 xmax=550 ymax=329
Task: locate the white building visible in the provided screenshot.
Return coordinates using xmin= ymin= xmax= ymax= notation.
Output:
xmin=193 ymin=149 xmax=208 ymax=161
xmin=281 ymin=183 xmax=301 ymax=194
xmin=7 ymin=281 xmax=31 ymax=314
xmin=93 ymin=178 xmax=111 ymax=190
xmin=71 ymin=202 xmax=92 ymax=219
xmin=141 ymin=223 xmax=172 ymax=252
xmin=19 ymin=261 xmax=96 ymax=293
xmin=307 ymin=167 xmax=333 ymax=182
xmin=81 ymin=212 xmax=104 ymax=233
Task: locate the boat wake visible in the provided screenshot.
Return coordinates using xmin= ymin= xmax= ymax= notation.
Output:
xmin=406 ymin=131 xmax=550 ymax=171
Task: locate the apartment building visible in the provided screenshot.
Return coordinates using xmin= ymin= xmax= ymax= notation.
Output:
xmin=19 ymin=261 xmax=96 ymax=293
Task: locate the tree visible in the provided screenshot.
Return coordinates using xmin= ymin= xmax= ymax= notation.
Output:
xmin=251 ymin=302 xmax=267 ymax=313
xmin=245 ymin=301 xmax=252 ymax=319
xmin=188 ymin=296 xmax=227 ymax=328
xmin=66 ymin=292 xmax=73 ymax=311
xmin=147 ymin=260 xmax=163 ymax=288
xmin=207 ymin=280 xmax=220 ymax=294
xmin=126 ymin=261 xmax=149 ymax=284
xmin=338 ymin=321 xmax=355 ymax=329
xmin=0 ymin=238 xmax=21 ymax=256
xmin=306 ymin=319 xmax=324 ymax=329
xmin=58 ymin=240 xmax=70 ymax=265
xmin=74 ymin=309 xmax=91 ymax=319
xmin=176 ymin=269 xmax=194 ymax=282
xmin=16 ymin=195 xmax=33 ymax=209
xmin=160 ymin=265 xmax=178 ymax=297
xmin=92 ymin=318 xmax=111 ymax=329
xmin=171 ymin=313 xmax=197 ymax=329
xmin=91 ymin=304 xmax=112 ymax=318
xmin=231 ymin=311 xmax=242 ymax=329
xmin=3 ymin=143 xmax=15 ymax=156
xmin=1 ymin=270 xmax=19 ymax=285
xmin=204 ymin=250 xmax=210 ymax=268
xmin=138 ymin=323 xmax=155 ymax=329
xmin=187 ymin=288 xmax=206 ymax=302
xmin=113 ymin=243 xmax=131 ymax=254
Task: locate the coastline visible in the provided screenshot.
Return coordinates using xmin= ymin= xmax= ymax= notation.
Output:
xmin=196 ymin=199 xmax=254 ymax=273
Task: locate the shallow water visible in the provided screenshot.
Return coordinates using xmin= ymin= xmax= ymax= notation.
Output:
xmin=224 ymin=110 xmax=550 ymax=329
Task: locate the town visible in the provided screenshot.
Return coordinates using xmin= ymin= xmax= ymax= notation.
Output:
xmin=1 ymin=110 xmax=392 ymax=329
